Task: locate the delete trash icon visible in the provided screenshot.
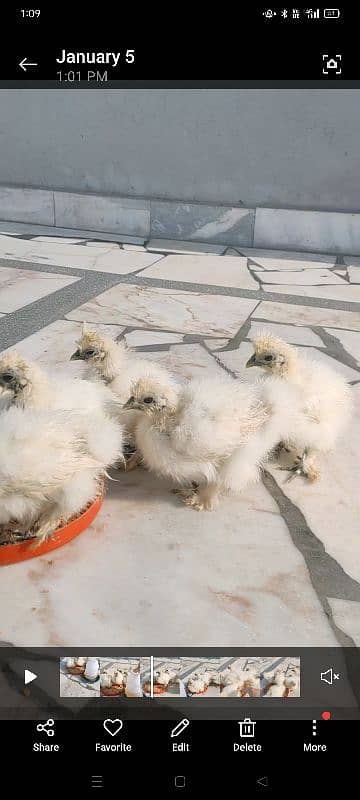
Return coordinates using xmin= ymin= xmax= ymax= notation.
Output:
xmin=238 ymin=718 xmax=256 ymax=738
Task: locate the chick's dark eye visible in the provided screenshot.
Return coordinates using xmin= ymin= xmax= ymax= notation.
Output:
xmin=85 ymin=349 xmax=96 ymax=357
xmin=143 ymin=396 xmax=154 ymax=404
xmin=1 ymin=373 xmax=14 ymax=382
xmin=264 ymin=354 xmax=274 ymax=362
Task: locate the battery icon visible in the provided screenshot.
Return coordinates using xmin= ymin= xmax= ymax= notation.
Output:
xmin=324 ymin=9 xmax=340 ymax=17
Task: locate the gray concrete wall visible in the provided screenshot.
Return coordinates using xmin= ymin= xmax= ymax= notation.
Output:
xmin=0 ymin=89 xmax=359 ymax=212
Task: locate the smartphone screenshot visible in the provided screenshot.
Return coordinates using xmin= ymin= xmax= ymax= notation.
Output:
xmin=0 ymin=5 xmax=358 ymax=792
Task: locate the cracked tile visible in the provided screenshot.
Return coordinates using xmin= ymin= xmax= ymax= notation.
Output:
xmin=136 ymin=343 xmax=225 ymax=380
xmin=327 ymin=599 xmax=360 ymax=647
xmin=19 ymin=241 xmax=163 ymax=273
xmin=140 ymin=254 xmax=258 ymax=289
xmin=66 ymin=284 xmax=259 ymax=337
xmin=204 ymin=338 xmax=230 ymax=350
xmin=248 ymin=321 xmax=323 ymax=347
xmin=0 ymin=320 xmax=125 ymax=373
xmin=0 ymin=234 xmax=38 ymax=258
xmin=239 ymin=248 xmax=336 ymax=270
xmin=256 ymin=269 xmax=346 ymax=286
xmin=263 ymin=284 xmax=360 ymax=302
xmin=0 ymin=265 xmax=78 ymax=313
xmin=256 ymin=301 xmax=360 ymax=331
xmin=325 ymin=329 xmax=360 ymax=366
xmin=124 ymin=330 xmax=183 ymax=347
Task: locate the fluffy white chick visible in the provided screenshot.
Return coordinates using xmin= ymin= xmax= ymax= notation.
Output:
xmin=246 ymin=332 xmax=352 ymax=482
xmin=206 ymin=670 xmax=221 ymax=686
xmin=263 ymin=670 xmax=286 ymax=697
xmin=70 ymin=325 xmax=176 ymax=469
xmin=0 ymin=406 xmax=122 ymax=544
xmin=186 ymin=673 xmax=209 ymax=694
xmin=124 ymin=372 xmax=302 ymax=511
xmin=221 ymin=669 xmax=259 ymax=697
xmin=154 ymin=669 xmax=172 ymax=687
xmin=0 ymin=350 xmax=122 ymax=419
xmin=0 ymin=350 xmax=124 ymax=468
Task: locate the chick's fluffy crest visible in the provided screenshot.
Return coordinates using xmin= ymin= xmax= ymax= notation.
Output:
xmin=76 ymin=326 xmax=129 ymax=355
xmin=251 ymin=331 xmax=295 ymax=360
xmin=0 ymin=350 xmax=42 ymax=381
xmin=131 ymin=376 xmax=178 ymax=406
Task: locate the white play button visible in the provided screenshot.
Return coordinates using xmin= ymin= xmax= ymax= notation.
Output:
xmin=24 ymin=669 xmax=37 ymax=685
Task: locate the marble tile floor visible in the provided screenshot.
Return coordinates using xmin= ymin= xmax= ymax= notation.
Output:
xmin=0 ymin=226 xmax=359 ymax=649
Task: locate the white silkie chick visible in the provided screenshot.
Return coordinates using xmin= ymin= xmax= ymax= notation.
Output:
xmin=0 ymin=406 xmax=122 ymax=544
xmin=0 ymin=351 xmax=124 ymax=468
xmin=165 ymin=668 xmax=179 ymax=684
xmin=0 ymin=350 xmax=122 ymax=419
xmin=246 ymin=333 xmax=352 ymax=482
xmin=263 ymin=670 xmax=286 ymax=697
xmin=221 ymin=667 xmax=242 ymax=687
xmin=113 ymin=670 xmax=125 ymax=686
xmin=124 ymin=372 xmax=302 ymax=511
xmin=206 ymin=670 xmax=222 ymax=686
xmin=220 ymin=671 xmax=259 ymax=697
xmin=186 ymin=674 xmax=209 ymax=694
xmin=70 ymin=325 xmax=176 ymax=469
xmin=154 ymin=669 xmax=171 ymax=687
xmin=220 ymin=682 xmax=240 ymax=697
xmin=283 ymin=669 xmax=300 ymax=696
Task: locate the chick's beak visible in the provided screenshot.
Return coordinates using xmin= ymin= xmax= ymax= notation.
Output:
xmin=70 ymin=349 xmax=82 ymax=361
xmin=246 ymin=353 xmax=257 ymax=368
xmin=123 ymin=397 xmax=136 ymax=409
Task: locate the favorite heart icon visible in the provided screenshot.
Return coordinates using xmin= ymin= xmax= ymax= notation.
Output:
xmin=103 ymin=718 xmax=123 ymax=736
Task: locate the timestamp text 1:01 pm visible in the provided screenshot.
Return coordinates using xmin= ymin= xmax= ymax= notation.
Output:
xmin=56 ymin=71 xmax=109 ymax=82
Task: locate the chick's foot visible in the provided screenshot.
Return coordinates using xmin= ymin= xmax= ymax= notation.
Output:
xmin=279 ymin=450 xmax=320 ymax=483
xmin=184 ymin=486 xmax=219 ymax=512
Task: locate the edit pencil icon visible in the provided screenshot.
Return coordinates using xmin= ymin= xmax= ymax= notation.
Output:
xmin=171 ymin=718 xmax=190 ymax=738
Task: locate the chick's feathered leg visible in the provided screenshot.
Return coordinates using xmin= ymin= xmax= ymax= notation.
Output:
xmin=33 ymin=504 xmax=63 ymax=547
xmin=33 ymin=471 xmax=100 ymax=546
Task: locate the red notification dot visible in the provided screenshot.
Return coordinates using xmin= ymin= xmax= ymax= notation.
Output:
xmin=322 ymin=711 xmax=331 ymax=720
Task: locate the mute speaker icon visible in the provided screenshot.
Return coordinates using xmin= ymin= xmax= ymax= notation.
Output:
xmin=320 ymin=667 xmax=340 ymax=685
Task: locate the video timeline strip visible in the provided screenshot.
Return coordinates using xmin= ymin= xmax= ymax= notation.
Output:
xmin=60 ymin=656 xmax=300 ymax=699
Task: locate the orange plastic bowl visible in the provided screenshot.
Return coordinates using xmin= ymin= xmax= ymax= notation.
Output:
xmin=0 ymin=495 xmax=103 ymax=566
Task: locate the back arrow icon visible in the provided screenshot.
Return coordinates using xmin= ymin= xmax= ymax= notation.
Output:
xmin=19 ymin=58 xmax=38 ymax=72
